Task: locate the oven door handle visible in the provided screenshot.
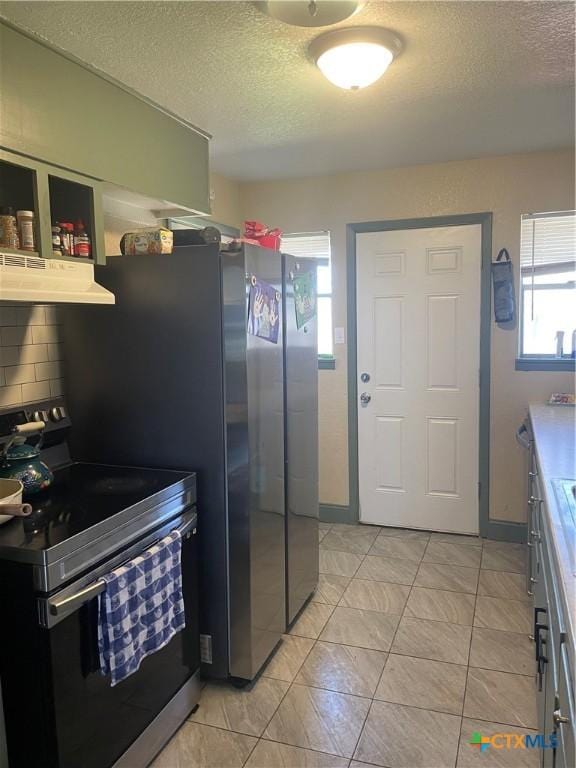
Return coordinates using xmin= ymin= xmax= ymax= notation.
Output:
xmin=49 ymin=579 xmax=106 ymax=616
xmin=47 ymin=514 xmax=197 ymax=619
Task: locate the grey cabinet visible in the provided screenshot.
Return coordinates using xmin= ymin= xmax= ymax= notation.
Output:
xmin=555 ymin=642 xmax=575 ymax=768
xmin=527 ymin=422 xmax=575 ymax=768
xmin=0 ymin=148 xmax=105 ymax=264
xmin=526 ymin=440 xmax=542 ymax=597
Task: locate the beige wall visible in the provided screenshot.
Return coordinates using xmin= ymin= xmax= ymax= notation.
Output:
xmin=240 ymin=150 xmax=576 ymax=521
xmin=210 ymin=172 xmax=242 ymax=230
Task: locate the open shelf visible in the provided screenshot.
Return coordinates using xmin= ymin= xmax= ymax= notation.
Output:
xmin=0 ymin=148 xmax=106 ymax=265
xmin=48 ymin=174 xmax=95 ymax=261
xmin=0 ymin=158 xmax=40 ymax=250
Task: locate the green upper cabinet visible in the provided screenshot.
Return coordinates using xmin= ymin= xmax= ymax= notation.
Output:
xmin=0 ymin=148 xmax=106 ymax=264
xmin=0 ymin=23 xmax=210 ymax=215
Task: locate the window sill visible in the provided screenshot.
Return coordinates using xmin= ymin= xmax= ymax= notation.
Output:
xmin=318 ymin=357 xmax=336 ymax=370
xmin=515 ymin=358 xmax=576 ymax=372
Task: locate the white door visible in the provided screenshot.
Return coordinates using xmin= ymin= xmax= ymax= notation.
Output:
xmin=356 ymin=224 xmax=482 ymax=534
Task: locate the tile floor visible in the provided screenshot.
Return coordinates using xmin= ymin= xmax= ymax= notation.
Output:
xmin=152 ymin=523 xmax=538 ymax=768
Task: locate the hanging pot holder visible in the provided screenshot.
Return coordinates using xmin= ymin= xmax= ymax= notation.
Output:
xmin=491 ymin=248 xmax=516 ymax=323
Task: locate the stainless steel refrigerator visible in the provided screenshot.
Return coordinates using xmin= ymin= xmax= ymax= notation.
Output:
xmin=60 ymin=243 xmax=318 ymax=682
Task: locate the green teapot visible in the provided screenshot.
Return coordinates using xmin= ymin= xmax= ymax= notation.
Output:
xmin=0 ymin=422 xmax=54 ymax=496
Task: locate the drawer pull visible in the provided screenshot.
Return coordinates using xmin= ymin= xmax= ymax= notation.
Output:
xmin=553 ymin=709 xmax=569 ymax=726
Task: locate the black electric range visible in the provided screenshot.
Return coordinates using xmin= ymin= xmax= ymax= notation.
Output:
xmin=0 ymin=398 xmax=197 ymax=593
xmin=0 ymin=461 xmax=196 ymax=590
xmin=0 ymin=399 xmax=201 ymax=768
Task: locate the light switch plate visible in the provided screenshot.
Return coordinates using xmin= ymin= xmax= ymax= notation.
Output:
xmin=334 ymin=327 xmax=345 ymax=344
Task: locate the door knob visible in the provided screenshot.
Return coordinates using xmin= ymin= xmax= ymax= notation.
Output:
xmin=360 ymin=392 xmax=371 ymax=405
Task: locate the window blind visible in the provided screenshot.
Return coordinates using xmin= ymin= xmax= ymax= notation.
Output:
xmin=520 ymin=211 xmax=576 ymax=273
xmin=281 ymin=232 xmax=331 ymax=260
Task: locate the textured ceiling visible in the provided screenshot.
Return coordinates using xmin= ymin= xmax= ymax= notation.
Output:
xmin=1 ymin=1 xmax=574 ymax=180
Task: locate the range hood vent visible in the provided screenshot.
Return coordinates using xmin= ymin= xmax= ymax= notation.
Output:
xmin=0 ymin=253 xmax=115 ymax=305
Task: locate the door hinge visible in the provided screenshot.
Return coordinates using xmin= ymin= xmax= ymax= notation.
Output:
xmin=478 ymin=482 xmax=481 ymax=500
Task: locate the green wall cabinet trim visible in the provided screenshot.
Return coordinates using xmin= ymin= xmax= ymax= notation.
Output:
xmin=515 ymin=358 xmax=576 ymax=372
xmin=346 ymin=213 xmax=495 ymax=538
xmin=1 ymin=23 xmax=210 ymax=214
xmin=319 ymin=504 xmax=355 ymax=524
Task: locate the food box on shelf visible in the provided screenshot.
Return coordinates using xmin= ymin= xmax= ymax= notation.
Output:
xmin=120 ymin=228 xmax=173 ymax=255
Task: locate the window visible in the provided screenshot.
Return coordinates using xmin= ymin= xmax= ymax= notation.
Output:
xmin=517 ymin=211 xmax=576 ymax=370
xmin=281 ymin=231 xmax=334 ymax=365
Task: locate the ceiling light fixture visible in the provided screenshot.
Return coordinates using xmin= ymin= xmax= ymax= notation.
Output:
xmin=257 ymin=1 xmax=364 ymax=28
xmin=309 ymin=27 xmax=402 ymax=90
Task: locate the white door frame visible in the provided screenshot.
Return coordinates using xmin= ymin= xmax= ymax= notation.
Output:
xmin=346 ymin=214 xmax=521 ymax=543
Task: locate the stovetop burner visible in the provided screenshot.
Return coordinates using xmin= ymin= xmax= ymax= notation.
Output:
xmin=87 ymin=476 xmax=151 ymax=495
xmin=0 ymin=462 xmax=192 ymax=555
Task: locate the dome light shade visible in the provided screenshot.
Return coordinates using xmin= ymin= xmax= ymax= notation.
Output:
xmin=309 ymin=27 xmax=402 ymax=90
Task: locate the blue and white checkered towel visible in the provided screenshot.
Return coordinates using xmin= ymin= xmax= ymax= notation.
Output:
xmin=98 ymin=530 xmax=186 ymax=686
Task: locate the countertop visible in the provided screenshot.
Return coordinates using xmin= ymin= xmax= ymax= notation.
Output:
xmin=529 ymin=404 xmax=575 ymax=648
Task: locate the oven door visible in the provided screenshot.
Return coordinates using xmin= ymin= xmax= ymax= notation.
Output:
xmin=37 ymin=509 xmax=199 ymax=768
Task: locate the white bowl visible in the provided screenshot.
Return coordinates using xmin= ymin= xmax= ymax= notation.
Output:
xmin=0 ymin=478 xmax=24 ymax=525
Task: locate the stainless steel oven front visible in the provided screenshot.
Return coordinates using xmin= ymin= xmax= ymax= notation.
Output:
xmin=0 ymin=509 xmax=200 ymax=768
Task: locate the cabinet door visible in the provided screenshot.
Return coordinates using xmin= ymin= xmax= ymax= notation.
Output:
xmin=533 ymin=541 xmax=549 ymax=751
xmin=526 ymin=446 xmax=542 ymax=597
xmin=541 ymin=625 xmax=556 ymax=768
xmin=554 ymin=641 xmax=575 ymax=768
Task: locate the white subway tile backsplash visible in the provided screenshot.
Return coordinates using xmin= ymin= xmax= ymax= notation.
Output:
xmin=0 ymin=304 xmax=64 ymax=410
xmin=31 ymin=325 xmax=59 ymax=345
xmin=35 ymin=361 xmax=61 ymax=381
xmin=1 ymin=326 xmax=33 ymax=347
xmin=17 ymin=306 xmax=46 ymax=326
xmin=47 ymin=343 xmax=63 ymax=362
xmin=22 ymin=381 xmax=51 ymax=403
xmin=0 ymin=348 xmax=18 ymax=368
xmin=44 ymin=307 xmax=61 ymax=326
xmin=49 ymin=379 xmax=63 ymax=397
xmin=4 ymin=364 xmax=36 ymax=385
xmin=0 ymin=308 xmax=18 ymax=327
xmin=0 ymin=386 xmax=23 ymax=408
xmin=0 ymin=345 xmax=49 ymax=366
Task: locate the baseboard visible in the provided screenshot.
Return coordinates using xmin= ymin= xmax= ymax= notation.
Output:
xmin=319 ymin=503 xmax=357 ymax=524
xmin=320 ymin=505 xmax=526 ymax=542
xmin=483 ymin=519 xmax=527 ymax=543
